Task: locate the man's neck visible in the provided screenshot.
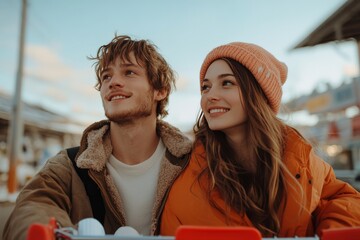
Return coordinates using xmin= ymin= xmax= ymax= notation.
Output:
xmin=110 ymin=117 xmax=160 ymax=165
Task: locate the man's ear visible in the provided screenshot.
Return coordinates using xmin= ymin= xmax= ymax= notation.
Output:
xmin=154 ymin=88 xmax=167 ymax=101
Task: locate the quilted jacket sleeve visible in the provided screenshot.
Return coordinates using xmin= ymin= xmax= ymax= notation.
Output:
xmin=312 ymin=151 xmax=360 ymax=235
xmin=3 ymin=150 xmax=91 ymax=240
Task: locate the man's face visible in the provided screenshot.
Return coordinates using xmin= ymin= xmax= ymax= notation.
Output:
xmin=99 ymin=52 xmax=163 ymax=124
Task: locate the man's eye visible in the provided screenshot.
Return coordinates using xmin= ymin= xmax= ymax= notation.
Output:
xmin=101 ymin=75 xmax=111 ymax=81
xmin=125 ymin=70 xmax=135 ymax=76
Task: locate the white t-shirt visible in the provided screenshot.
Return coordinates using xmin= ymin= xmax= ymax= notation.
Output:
xmin=106 ymin=139 xmax=165 ymax=235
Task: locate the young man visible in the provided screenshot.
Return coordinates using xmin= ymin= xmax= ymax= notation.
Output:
xmin=4 ymin=35 xmax=192 ymax=240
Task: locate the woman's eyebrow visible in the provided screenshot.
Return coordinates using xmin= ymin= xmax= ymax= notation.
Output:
xmin=218 ymin=73 xmax=235 ymax=78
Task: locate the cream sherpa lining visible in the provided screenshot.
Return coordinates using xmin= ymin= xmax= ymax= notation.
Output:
xmin=156 ymin=120 xmax=192 ymax=158
xmin=150 ymin=155 xmax=182 ymax=234
xmin=76 ymin=125 xmax=112 ymax=171
xmin=76 ymin=120 xmax=192 ymax=171
xmin=74 ymin=119 xmax=192 ymax=233
xmin=105 ymin=174 xmax=126 ymax=224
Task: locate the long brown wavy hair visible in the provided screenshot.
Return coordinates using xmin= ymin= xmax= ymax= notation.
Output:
xmin=195 ymin=58 xmax=290 ymax=236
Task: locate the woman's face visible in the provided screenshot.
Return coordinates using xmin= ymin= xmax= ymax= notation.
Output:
xmin=200 ymin=59 xmax=248 ymax=134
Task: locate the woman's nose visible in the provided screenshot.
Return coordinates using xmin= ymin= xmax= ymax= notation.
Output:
xmin=207 ymin=88 xmax=220 ymax=102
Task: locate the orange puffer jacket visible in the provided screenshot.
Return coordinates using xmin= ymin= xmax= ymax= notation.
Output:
xmin=160 ymin=127 xmax=360 ymax=237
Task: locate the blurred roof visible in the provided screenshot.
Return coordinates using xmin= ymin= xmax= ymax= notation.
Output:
xmin=0 ymin=90 xmax=84 ymax=134
xmin=293 ymin=0 xmax=360 ymax=48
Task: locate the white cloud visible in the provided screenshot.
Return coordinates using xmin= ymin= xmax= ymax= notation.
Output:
xmin=43 ymin=88 xmax=68 ymax=102
xmin=343 ymin=64 xmax=359 ymax=78
xmin=20 ymin=44 xmax=104 ymax=124
xmin=175 ymin=75 xmax=190 ymax=91
xmin=26 ymin=45 xmax=77 ymax=83
xmin=25 ymin=46 xmax=97 ymax=101
xmin=24 ymin=44 xmax=98 ymax=97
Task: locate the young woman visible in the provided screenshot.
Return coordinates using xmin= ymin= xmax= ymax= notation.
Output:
xmin=160 ymin=42 xmax=360 ymax=237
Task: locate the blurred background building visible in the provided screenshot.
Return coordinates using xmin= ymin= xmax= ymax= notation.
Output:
xmin=0 ymin=90 xmax=83 ymax=197
xmin=284 ymin=0 xmax=360 ymax=185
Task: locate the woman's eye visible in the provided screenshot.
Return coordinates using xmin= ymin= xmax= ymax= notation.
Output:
xmin=201 ymin=85 xmax=210 ymax=92
xmin=223 ymin=80 xmax=235 ymax=86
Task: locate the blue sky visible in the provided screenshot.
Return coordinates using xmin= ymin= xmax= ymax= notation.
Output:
xmin=0 ymin=0 xmax=358 ymax=131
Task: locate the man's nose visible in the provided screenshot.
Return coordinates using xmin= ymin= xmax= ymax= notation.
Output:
xmin=109 ymin=74 xmax=125 ymax=88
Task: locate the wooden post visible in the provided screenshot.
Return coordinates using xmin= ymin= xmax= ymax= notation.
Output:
xmin=7 ymin=0 xmax=27 ymax=194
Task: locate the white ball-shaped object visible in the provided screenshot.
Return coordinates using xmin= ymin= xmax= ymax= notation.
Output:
xmin=77 ymin=218 xmax=105 ymax=236
xmin=114 ymin=226 xmax=140 ymax=236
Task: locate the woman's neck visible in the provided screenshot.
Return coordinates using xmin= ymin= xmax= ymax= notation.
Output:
xmin=226 ymin=133 xmax=257 ymax=173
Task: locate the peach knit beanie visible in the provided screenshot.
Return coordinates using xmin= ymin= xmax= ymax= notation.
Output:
xmin=200 ymin=42 xmax=287 ymax=113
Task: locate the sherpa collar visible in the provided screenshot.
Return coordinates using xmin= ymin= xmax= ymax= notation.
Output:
xmin=76 ymin=120 xmax=192 ymax=171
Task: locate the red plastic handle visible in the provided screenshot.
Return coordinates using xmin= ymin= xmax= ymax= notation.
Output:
xmin=175 ymin=226 xmax=262 ymax=240
xmin=26 ymin=217 xmax=57 ymax=240
xmin=321 ymin=227 xmax=360 ymax=240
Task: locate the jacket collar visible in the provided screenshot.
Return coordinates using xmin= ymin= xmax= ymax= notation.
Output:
xmin=76 ymin=119 xmax=192 ymax=171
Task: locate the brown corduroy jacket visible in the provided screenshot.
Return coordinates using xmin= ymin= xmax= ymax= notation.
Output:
xmin=3 ymin=120 xmax=192 ymax=240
